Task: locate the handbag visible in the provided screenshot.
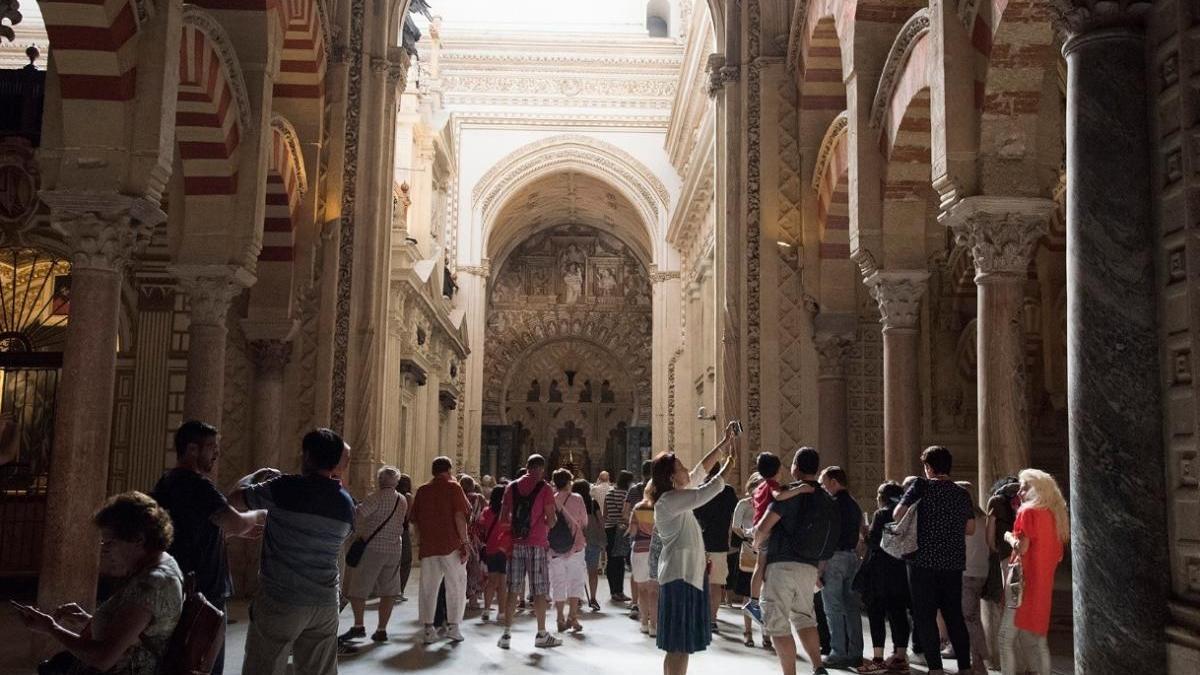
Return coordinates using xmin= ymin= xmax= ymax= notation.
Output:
xmin=1005 ymin=556 xmax=1025 ymax=609
xmin=161 ymin=572 xmax=226 ymax=675
xmin=346 ymin=495 xmax=401 ymax=568
xmin=881 ymin=500 xmax=919 ymax=559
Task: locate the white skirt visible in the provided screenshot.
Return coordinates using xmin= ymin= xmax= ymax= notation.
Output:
xmin=548 ymin=550 xmax=588 ymax=602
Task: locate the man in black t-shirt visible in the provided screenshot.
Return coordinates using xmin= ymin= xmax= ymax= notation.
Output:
xmin=693 ymin=468 xmax=739 ymax=626
xmin=151 ymin=420 xmax=264 ymax=675
xmin=817 ymin=466 xmax=865 ymax=669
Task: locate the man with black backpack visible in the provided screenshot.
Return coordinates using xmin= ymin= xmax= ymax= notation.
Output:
xmin=753 ymin=447 xmax=840 ymax=675
xmin=497 ymin=454 xmax=560 ymax=649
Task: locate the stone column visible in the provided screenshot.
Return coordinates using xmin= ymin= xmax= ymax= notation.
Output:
xmin=1060 ymin=6 xmax=1168 ymax=672
xmin=814 ymin=328 xmax=854 ymax=471
xmin=651 ymin=270 xmax=682 ymax=450
xmin=125 ymin=276 xmax=176 ymax=491
xmin=944 ymin=196 xmax=1053 ymax=499
xmin=248 ymin=339 xmax=292 ymax=470
xmin=175 ymin=267 xmax=252 ymax=428
xmin=37 ymin=191 xmax=159 ymax=612
xmin=865 ymin=271 xmax=928 ymax=480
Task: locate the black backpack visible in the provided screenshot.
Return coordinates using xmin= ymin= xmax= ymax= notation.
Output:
xmin=511 ymin=481 xmax=545 ymax=540
xmin=786 ymin=483 xmax=841 ymax=563
xmin=547 ymin=497 xmax=575 ymax=554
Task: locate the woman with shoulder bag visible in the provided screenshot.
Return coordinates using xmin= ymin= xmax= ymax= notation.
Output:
xmin=474 ymin=484 xmax=512 ymax=623
xmin=999 ymin=469 xmax=1068 ymax=675
xmin=857 ymin=481 xmax=912 ymax=674
xmin=548 ymin=469 xmax=588 ymax=633
xmin=574 ymin=479 xmax=607 ymax=612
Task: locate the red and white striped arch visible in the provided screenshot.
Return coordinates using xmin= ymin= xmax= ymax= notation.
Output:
xmin=39 ymin=0 xmax=140 ymax=100
xmin=275 ymin=0 xmax=328 ymax=99
xmin=813 ymin=113 xmax=851 ymax=261
xmin=259 ymin=117 xmax=307 ymax=262
xmin=964 ymin=0 xmax=1056 ymax=113
xmin=175 ymin=9 xmax=250 ymax=197
xmin=796 ymin=0 xmax=852 ymax=111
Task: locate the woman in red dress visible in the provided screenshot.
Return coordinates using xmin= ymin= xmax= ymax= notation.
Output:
xmin=999 ymin=469 xmax=1069 ymax=675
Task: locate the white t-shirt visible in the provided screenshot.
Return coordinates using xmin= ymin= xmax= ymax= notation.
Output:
xmin=591 ymin=481 xmax=614 ymax=515
xmin=964 ymin=514 xmax=991 ymax=578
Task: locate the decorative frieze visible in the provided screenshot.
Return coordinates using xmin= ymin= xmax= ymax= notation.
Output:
xmin=865 ymin=271 xmax=930 ymax=331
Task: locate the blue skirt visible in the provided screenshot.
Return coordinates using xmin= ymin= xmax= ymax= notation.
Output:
xmin=656 ymin=579 xmax=711 ymax=654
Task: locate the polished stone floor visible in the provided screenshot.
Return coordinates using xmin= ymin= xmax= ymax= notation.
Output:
xmin=0 ymin=571 xmax=1076 ymax=674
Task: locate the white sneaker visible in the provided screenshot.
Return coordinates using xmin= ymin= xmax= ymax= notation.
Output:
xmin=422 ymin=625 xmax=438 ymax=645
xmin=497 ymin=632 xmax=511 ymax=649
xmin=446 ymin=624 xmax=464 ymax=643
xmin=534 ymin=632 xmax=562 ymax=648
xmin=480 ymin=610 xmax=491 ymax=623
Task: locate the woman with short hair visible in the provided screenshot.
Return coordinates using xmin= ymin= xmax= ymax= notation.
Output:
xmin=999 ymin=469 xmax=1069 ymax=675
xmin=15 ymin=492 xmax=183 ymax=674
xmin=651 ymin=423 xmax=737 ymax=675
xmin=549 ymin=468 xmax=588 ymax=633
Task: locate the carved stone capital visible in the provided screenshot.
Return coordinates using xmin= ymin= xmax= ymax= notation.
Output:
xmin=1052 ymin=0 xmax=1154 ymax=36
xmin=944 ymin=196 xmax=1054 ymax=278
xmin=173 ymin=266 xmax=254 ymax=327
xmin=865 ymin=270 xmax=929 ymax=331
xmin=249 ymin=339 xmax=293 ymax=375
xmin=40 ymin=190 xmax=163 ymax=272
xmin=458 ymin=262 xmax=491 ymax=278
xmin=815 ymin=333 xmax=854 ymax=379
xmin=706 ymin=53 xmax=738 ymax=98
xmin=369 ymin=56 xmax=389 ymax=73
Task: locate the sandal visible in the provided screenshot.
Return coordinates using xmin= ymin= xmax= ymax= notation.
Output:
xmin=743 ymin=631 xmax=755 ymax=647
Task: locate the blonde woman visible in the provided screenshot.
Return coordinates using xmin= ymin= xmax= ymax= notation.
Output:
xmin=999 ymin=469 xmax=1069 ymax=675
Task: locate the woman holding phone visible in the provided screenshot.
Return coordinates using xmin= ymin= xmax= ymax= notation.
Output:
xmin=14 ymin=491 xmax=184 ymax=674
xmin=651 ymin=421 xmax=739 ymax=675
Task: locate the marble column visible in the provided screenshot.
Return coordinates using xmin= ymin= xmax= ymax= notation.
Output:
xmin=126 ymin=277 xmax=176 ymax=491
xmin=1062 ymin=10 xmax=1168 ymax=673
xmin=175 ymin=267 xmax=252 ymax=429
xmin=37 ymin=191 xmax=159 ymax=612
xmin=944 ymin=196 xmax=1053 ymax=500
xmin=865 ymin=271 xmax=928 ymax=481
xmin=814 ymin=313 xmax=856 ymax=471
xmin=249 ymin=339 xmax=292 ymax=470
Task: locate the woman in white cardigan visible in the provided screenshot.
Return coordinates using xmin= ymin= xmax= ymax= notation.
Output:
xmin=650 ymin=422 xmax=739 ymax=675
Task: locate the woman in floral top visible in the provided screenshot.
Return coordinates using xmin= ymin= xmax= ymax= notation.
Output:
xmin=15 ymin=491 xmax=183 ymax=674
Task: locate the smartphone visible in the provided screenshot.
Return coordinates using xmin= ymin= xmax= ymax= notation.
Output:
xmin=730 ymin=420 xmax=743 ymax=437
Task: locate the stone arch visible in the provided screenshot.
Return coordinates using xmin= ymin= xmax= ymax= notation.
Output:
xmin=969 ymin=0 xmax=1064 ymax=197
xmin=175 ymin=6 xmax=251 ymax=197
xmin=38 ymin=0 xmax=144 ymax=100
xmin=872 ymin=8 xmax=934 ymax=266
xmin=274 ymin=0 xmax=330 ymax=99
xmin=258 ymin=115 xmax=307 ymax=264
xmin=499 ymin=337 xmax=640 ymax=426
xmin=475 ymin=135 xmax=669 ymax=265
xmin=813 ymin=112 xmax=851 ymax=261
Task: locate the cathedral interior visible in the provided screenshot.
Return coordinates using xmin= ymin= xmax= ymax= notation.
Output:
xmin=0 ymin=0 xmax=1197 ymax=673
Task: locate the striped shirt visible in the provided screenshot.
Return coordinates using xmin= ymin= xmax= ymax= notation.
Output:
xmin=604 ymin=488 xmax=628 ymax=528
xmin=245 ymin=474 xmax=355 ymax=606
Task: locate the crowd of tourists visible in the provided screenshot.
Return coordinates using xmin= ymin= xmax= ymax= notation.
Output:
xmin=12 ymin=419 xmax=1070 ymax=675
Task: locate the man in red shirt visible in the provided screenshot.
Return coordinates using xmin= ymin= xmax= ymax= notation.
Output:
xmin=409 ymin=456 xmax=471 ymax=644
xmin=497 ymin=454 xmax=559 ymax=649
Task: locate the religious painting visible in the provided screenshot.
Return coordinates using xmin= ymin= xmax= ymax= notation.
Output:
xmin=50 ymin=274 xmax=70 ymax=316
xmin=526 ymin=259 xmax=555 ymax=298
xmin=588 ymin=258 xmax=623 ymax=301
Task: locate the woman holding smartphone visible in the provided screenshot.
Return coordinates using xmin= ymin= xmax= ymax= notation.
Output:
xmin=14 ymin=492 xmax=184 ymax=675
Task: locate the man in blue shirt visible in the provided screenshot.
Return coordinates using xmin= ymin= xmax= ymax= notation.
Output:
xmin=230 ymin=428 xmax=355 ymax=675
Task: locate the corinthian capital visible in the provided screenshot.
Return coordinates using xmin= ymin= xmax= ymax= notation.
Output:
xmin=815 ymin=334 xmax=854 ymax=378
xmin=249 ymin=339 xmax=293 ymax=375
xmin=865 ymin=270 xmax=929 ymax=331
xmin=944 ymin=196 xmax=1054 ymax=278
xmin=1051 ymin=0 xmax=1155 ymax=35
xmin=173 ymin=265 xmax=254 ymax=326
xmin=40 ymin=190 xmax=163 ymax=272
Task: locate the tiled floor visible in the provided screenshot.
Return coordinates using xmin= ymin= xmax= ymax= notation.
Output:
xmin=0 ymin=573 xmax=1076 ymax=674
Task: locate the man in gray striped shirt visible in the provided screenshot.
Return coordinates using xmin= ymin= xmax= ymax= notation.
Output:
xmin=230 ymin=428 xmax=355 ymax=675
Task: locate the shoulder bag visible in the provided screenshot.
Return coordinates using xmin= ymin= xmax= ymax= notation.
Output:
xmin=881 ymin=500 xmax=919 ymax=559
xmin=346 ymin=495 xmax=400 ymax=568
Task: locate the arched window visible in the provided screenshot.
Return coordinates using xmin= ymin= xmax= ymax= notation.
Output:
xmin=646 ymin=0 xmax=670 ymax=37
